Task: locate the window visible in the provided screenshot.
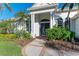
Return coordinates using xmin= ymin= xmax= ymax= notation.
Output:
xmin=26 ymin=19 xmax=31 ymax=33
xmin=54 ymin=15 xmax=63 ymax=27
xmin=57 ymin=17 xmax=63 ymax=27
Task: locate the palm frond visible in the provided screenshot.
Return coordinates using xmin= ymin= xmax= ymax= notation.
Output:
xmin=4 ymin=3 xmax=13 ymax=12
xmin=15 ymin=11 xmax=30 ymax=21
xmin=69 ymin=3 xmax=74 ymax=10
xmin=78 ymin=3 xmax=79 ymax=9
xmin=0 ymin=4 xmax=4 ymax=16
xmin=67 ymin=3 xmax=74 ymax=18
xmin=61 ymin=3 xmax=67 ymax=11
xmin=0 ymin=4 xmax=3 ymax=11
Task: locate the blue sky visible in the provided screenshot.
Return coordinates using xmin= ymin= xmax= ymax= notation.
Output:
xmin=0 ymin=3 xmax=62 ymax=20
xmin=0 ymin=3 xmax=33 ymax=20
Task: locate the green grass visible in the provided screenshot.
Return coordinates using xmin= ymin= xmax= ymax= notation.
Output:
xmin=0 ymin=40 xmax=21 ymax=56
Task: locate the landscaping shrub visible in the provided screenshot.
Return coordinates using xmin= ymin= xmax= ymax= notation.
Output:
xmin=0 ymin=30 xmax=6 ymax=34
xmin=0 ymin=21 xmax=15 ymax=34
xmin=0 ymin=34 xmax=17 ymax=39
xmin=0 ymin=22 xmax=7 ymax=28
xmin=15 ymin=30 xmax=32 ymax=40
xmin=46 ymin=26 xmax=75 ymax=42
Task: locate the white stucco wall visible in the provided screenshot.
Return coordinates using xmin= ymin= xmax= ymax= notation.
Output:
xmin=31 ymin=14 xmax=35 ymax=38
xmin=14 ymin=21 xmax=27 ymax=32
xmin=35 ymin=14 xmax=40 ymax=36
xmin=70 ymin=20 xmax=75 ymax=32
xmin=75 ymin=18 xmax=79 ymax=38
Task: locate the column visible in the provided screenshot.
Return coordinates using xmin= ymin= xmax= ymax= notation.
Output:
xmin=31 ymin=13 xmax=35 ymax=38
xmin=50 ymin=12 xmax=53 ymax=28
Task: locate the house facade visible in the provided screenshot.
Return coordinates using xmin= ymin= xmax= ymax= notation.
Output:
xmin=12 ymin=17 xmax=30 ymax=33
xmin=28 ymin=3 xmax=79 ymax=38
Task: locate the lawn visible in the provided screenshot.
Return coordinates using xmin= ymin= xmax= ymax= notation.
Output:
xmin=0 ymin=40 xmax=21 ymax=56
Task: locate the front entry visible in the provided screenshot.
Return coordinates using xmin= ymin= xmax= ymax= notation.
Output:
xmin=40 ymin=19 xmax=50 ymax=36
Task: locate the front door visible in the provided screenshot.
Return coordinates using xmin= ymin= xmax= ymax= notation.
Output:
xmin=40 ymin=23 xmax=50 ymax=36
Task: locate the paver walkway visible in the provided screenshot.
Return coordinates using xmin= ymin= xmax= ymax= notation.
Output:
xmin=22 ymin=38 xmax=79 ymax=56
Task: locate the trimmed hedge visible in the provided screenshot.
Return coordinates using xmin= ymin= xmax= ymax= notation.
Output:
xmin=46 ymin=26 xmax=75 ymax=42
xmin=0 ymin=34 xmax=17 ymax=39
xmin=0 ymin=31 xmax=32 ymax=40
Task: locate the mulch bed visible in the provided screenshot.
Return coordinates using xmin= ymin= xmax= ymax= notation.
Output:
xmin=45 ymin=40 xmax=79 ymax=51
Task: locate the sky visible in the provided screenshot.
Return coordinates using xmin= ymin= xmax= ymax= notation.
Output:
xmin=0 ymin=3 xmax=33 ymax=20
xmin=0 ymin=3 xmax=62 ymax=20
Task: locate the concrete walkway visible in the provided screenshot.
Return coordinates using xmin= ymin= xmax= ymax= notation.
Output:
xmin=22 ymin=38 xmax=46 ymax=56
xmin=22 ymin=38 xmax=79 ymax=56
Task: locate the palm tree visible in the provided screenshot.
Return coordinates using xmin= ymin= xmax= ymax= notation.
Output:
xmin=61 ymin=3 xmax=79 ymax=19
xmin=61 ymin=3 xmax=79 ymax=29
xmin=61 ymin=3 xmax=75 ymax=18
xmin=0 ymin=3 xmax=12 ymax=19
xmin=15 ymin=11 xmax=30 ymax=20
xmin=0 ymin=3 xmax=12 ymax=33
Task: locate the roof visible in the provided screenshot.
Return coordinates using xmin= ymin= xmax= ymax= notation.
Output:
xmin=27 ymin=3 xmax=57 ymax=11
xmin=71 ymin=12 xmax=79 ymax=20
xmin=28 ymin=3 xmax=78 ymax=13
xmin=31 ymin=3 xmax=53 ymax=7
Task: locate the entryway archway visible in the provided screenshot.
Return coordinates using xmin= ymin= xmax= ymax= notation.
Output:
xmin=40 ymin=19 xmax=50 ymax=36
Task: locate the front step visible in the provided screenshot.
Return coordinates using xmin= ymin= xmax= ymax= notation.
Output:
xmin=36 ymin=36 xmax=47 ymax=41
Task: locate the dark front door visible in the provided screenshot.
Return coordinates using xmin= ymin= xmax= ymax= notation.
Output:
xmin=40 ymin=23 xmax=50 ymax=36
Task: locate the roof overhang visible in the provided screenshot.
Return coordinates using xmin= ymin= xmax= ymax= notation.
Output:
xmin=27 ymin=4 xmax=57 ymax=11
